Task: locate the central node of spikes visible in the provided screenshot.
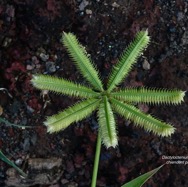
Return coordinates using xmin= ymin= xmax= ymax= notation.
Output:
xmin=100 ymin=91 xmax=110 ymax=98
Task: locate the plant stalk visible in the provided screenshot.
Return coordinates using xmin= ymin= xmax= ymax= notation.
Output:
xmin=91 ymin=133 xmax=101 ymax=187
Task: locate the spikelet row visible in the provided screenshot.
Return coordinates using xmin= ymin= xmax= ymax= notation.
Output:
xmin=111 ymin=87 xmax=185 ymax=105
xmin=110 ymin=98 xmax=175 ymax=137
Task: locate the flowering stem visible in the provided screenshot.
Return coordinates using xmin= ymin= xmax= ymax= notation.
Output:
xmin=91 ymin=133 xmax=101 ymax=187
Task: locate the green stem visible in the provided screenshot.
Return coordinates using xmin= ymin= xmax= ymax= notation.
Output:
xmin=91 ymin=133 xmax=102 ymax=187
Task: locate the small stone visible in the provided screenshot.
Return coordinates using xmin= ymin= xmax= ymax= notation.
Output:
xmin=79 ymin=0 xmax=89 ymax=11
xmin=36 ymin=64 xmax=41 ymax=69
xmin=138 ymin=104 xmax=149 ymax=113
xmin=85 ymin=9 xmax=92 ymax=14
xmin=15 ymin=158 xmax=23 ymax=166
xmin=182 ymin=30 xmax=188 ymax=45
xmin=6 ymin=168 xmax=17 ymax=178
xmin=79 ymin=11 xmax=84 ymax=16
xmin=112 ymin=2 xmax=120 ymax=8
xmin=6 ymin=5 xmax=15 ymax=18
xmin=32 ymin=56 xmax=39 ymax=64
xmin=23 ymin=137 xmax=30 ymax=151
xmin=61 ymin=179 xmax=69 ymax=184
xmin=28 ymin=158 xmax=62 ymax=170
xmin=177 ymin=12 xmax=184 ymax=21
xmin=142 ymin=59 xmax=150 ymax=70
xmin=2 ymin=37 xmax=12 ymax=47
xmin=46 ymin=61 xmax=56 ymax=73
xmin=26 ymin=104 xmax=35 ymax=113
xmin=39 ymin=53 xmax=49 ymax=62
xmin=26 ymin=64 xmax=33 ymax=70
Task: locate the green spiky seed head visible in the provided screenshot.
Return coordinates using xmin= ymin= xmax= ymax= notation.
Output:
xmin=31 ymin=30 xmax=185 ymax=148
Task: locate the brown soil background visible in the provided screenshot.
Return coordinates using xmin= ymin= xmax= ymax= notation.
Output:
xmin=0 ymin=0 xmax=188 ymax=187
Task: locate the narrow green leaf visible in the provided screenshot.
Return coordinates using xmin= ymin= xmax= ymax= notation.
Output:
xmin=111 ymin=88 xmax=185 ymax=105
xmin=121 ymin=164 xmax=164 ymax=187
xmin=98 ymin=96 xmax=118 ymax=148
xmin=0 ymin=150 xmax=27 ymax=177
xmin=0 ymin=117 xmax=31 ymax=129
xmin=45 ymin=99 xmax=100 ymax=133
xmin=62 ymin=32 xmax=103 ymax=91
xmin=107 ymin=31 xmax=150 ymax=92
xmin=31 ymin=75 xmax=99 ymax=98
xmin=110 ymin=98 xmax=175 ymax=136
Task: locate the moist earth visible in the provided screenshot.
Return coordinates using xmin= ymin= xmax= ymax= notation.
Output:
xmin=0 ymin=0 xmax=188 ymax=187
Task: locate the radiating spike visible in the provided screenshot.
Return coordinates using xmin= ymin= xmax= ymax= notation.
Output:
xmin=110 ymin=98 xmax=175 ymax=137
xmin=45 ymin=99 xmax=100 ymax=133
xmin=62 ymin=32 xmax=104 ymax=91
xmin=107 ymin=31 xmax=150 ymax=92
xmin=111 ymin=87 xmax=185 ymax=105
xmin=31 ymin=74 xmax=99 ymax=98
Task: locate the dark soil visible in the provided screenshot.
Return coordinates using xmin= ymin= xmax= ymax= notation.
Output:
xmin=0 ymin=0 xmax=188 ymax=187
